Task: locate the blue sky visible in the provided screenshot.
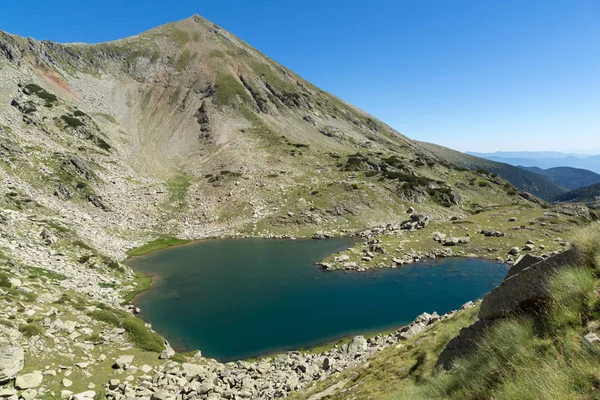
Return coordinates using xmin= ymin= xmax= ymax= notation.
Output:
xmin=1 ymin=0 xmax=599 ymax=153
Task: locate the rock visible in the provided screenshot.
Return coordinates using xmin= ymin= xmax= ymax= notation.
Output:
xmin=436 ymin=319 xmax=495 ymax=369
xmin=61 ymin=390 xmax=73 ymax=399
xmin=20 ymin=389 xmax=37 ymax=400
xmin=506 ymin=254 xmax=544 ymax=279
xmin=62 ymin=378 xmax=73 ymax=387
xmin=508 ymin=247 xmax=520 ymax=256
xmin=113 ymin=355 xmax=134 ymax=369
xmin=108 ymin=379 xmax=120 ymax=389
xmin=347 ymin=335 xmax=368 ymax=356
xmin=71 ymin=391 xmax=96 ymax=400
xmin=508 ymin=217 xmax=518 ymax=222
xmin=0 ymin=329 xmax=24 ymax=383
xmin=522 ymin=244 xmax=535 ymax=251
xmin=479 ymin=248 xmax=579 ymax=320
xmin=158 ymin=342 xmax=175 ymax=359
xmin=322 ymin=357 xmax=332 ymax=370
xmin=415 ymin=312 xmax=432 ymax=324
xmin=583 ymin=332 xmax=599 ymax=346
xmin=407 ymin=207 xmax=415 ymax=214
xmin=15 ymin=372 xmax=43 ymax=389
xmin=151 ymin=391 xmax=172 ymax=400
xmin=335 ymin=254 xmax=350 ymax=262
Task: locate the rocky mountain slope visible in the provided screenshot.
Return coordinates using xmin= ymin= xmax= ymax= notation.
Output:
xmin=0 ymin=14 xmax=596 ymax=399
xmin=521 ymin=166 xmax=600 ymax=190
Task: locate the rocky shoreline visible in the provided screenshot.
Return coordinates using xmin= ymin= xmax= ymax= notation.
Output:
xmin=102 ymin=303 xmax=477 ymax=400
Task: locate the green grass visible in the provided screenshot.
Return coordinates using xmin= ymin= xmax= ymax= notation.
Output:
xmin=24 ymin=84 xmax=58 ymax=107
xmin=166 ymin=174 xmax=192 ymax=208
xmin=385 ymin=227 xmax=600 ymax=400
xmin=60 ymin=114 xmax=85 ymax=128
xmin=0 ymin=272 xmax=11 ymax=288
xmin=25 ymin=265 xmax=67 ymax=281
xmin=126 ymin=237 xmax=190 ymax=257
xmin=176 ymin=49 xmax=196 ymax=71
xmin=19 ymin=322 xmax=44 ymax=338
xmin=121 ymin=272 xmax=153 ymax=304
xmin=214 ymin=73 xmax=252 ymax=106
xmin=88 ymin=306 xmax=165 ymax=352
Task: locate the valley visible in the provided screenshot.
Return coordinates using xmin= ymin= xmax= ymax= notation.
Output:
xmin=0 ymin=13 xmax=598 ymax=400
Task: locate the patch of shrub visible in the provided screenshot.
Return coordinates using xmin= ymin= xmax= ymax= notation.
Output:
xmin=24 ymin=84 xmax=58 ymax=106
xmin=0 ymin=272 xmax=11 ymax=288
xmin=61 ymin=115 xmax=85 ymax=128
xmin=19 ymin=322 xmax=44 ymax=338
xmin=88 ymin=307 xmax=165 ymax=352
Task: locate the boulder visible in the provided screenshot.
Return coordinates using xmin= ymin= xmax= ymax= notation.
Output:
xmin=506 ymin=254 xmax=543 ymax=279
xmin=479 ymin=248 xmax=579 ymax=320
xmin=584 ymin=332 xmax=599 ymax=346
xmin=0 ymin=328 xmax=24 ymax=384
xmin=15 ymin=372 xmax=43 ymax=389
xmin=347 ymin=335 xmax=368 ymax=356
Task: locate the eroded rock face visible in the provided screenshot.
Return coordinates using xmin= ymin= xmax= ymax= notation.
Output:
xmin=0 ymin=328 xmax=24 ymax=384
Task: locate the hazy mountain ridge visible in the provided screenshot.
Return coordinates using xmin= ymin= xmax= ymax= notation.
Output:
xmin=418 ymin=142 xmax=568 ymax=201
xmin=519 ymin=166 xmax=600 ymax=190
xmin=469 ymin=151 xmax=600 ymax=174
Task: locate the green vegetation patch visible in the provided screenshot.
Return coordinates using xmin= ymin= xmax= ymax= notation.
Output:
xmin=24 ymin=84 xmax=58 ymax=107
xmin=25 ymin=266 xmax=67 ymax=281
xmin=214 ymin=73 xmax=252 ymax=106
xmin=126 ymin=237 xmax=190 ymax=257
xmin=60 ymin=114 xmax=85 ymax=128
xmin=88 ymin=306 xmax=165 ymax=352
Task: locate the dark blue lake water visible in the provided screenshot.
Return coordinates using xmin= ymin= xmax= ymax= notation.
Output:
xmin=128 ymin=238 xmax=506 ymax=361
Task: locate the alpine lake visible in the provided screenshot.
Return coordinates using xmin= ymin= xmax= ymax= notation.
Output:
xmin=127 ymin=238 xmax=507 ymax=362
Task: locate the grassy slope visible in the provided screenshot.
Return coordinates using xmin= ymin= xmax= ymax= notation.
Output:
xmin=294 ymin=224 xmax=600 ymax=400
xmin=418 ymin=141 xmax=568 ymax=201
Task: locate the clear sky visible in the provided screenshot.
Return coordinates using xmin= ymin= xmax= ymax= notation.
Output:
xmin=1 ymin=0 xmax=599 ymax=153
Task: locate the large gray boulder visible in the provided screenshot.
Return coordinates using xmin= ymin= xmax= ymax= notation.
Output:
xmin=0 ymin=328 xmax=24 ymax=384
xmin=15 ymin=372 xmax=43 ymax=389
xmin=479 ymin=248 xmax=579 ymax=320
xmin=437 ymin=248 xmax=580 ymax=370
xmin=347 ymin=335 xmax=368 ymax=356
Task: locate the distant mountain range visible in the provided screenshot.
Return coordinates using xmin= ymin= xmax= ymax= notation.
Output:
xmin=554 ymin=182 xmax=600 ymax=209
xmin=468 ymin=151 xmax=600 ymax=174
xmin=419 ymin=143 xmax=568 ymax=201
xmin=519 ymin=166 xmax=600 ymax=191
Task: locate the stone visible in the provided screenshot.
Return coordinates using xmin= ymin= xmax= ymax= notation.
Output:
xmin=335 ymin=254 xmax=350 ymax=262
xmin=479 ymin=248 xmax=579 ymax=320
xmin=20 ymin=389 xmax=37 ymax=400
xmin=508 ymin=247 xmax=520 ymax=256
xmin=113 ymin=355 xmax=134 ymax=369
xmin=347 ymin=335 xmax=368 ymax=355
xmin=15 ymin=372 xmax=43 ymax=389
xmin=108 ymin=379 xmax=120 ymax=390
xmin=583 ymin=332 xmax=599 ymax=346
xmin=71 ymin=391 xmax=96 ymax=399
xmin=506 ymin=254 xmax=544 ymax=279
xmin=60 ymin=390 xmax=73 ymax=399
xmin=0 ymin=331 xmax=24 ymax=383
xmin=62 ymin=378 xmax=73 ymax=387
xmin=158 ymin=342 xmax=175 ymax=359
